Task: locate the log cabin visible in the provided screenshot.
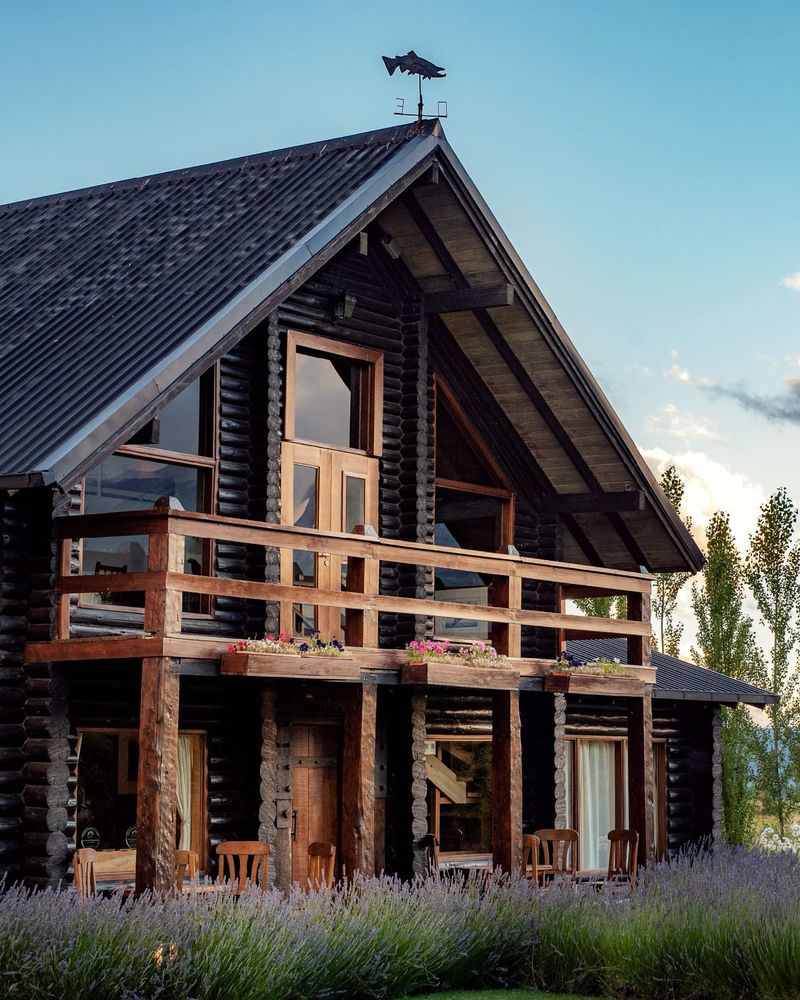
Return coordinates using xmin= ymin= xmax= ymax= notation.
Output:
xmin=0 ymin=119 xmax=774 ymax=892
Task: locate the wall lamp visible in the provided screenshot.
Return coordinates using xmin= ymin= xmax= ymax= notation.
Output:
xmin=381 ymin=233 xmax=402 ymax=260
xmin=333 ymin=290 xmax=358 ymax=322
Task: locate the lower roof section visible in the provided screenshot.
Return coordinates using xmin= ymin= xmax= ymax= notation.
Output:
xmin=568 ymin=637 xmax=777 ymax=706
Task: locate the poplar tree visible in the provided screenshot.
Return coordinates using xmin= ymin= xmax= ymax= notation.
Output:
xmin=745 ymin=488 xmax=800 ymax=837
xmin=691 ymin=511 xmax=759 ymax=843
xmin=653 ymin=466 xmax=692 ymax=656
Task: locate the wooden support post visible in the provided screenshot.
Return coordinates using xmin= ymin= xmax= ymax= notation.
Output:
xmin=626 ymin=590 xmax=651 ymax=666
xmin=628 ymin=690 xmax=656 ymax=866
xmin=144 ymin=499 xmax=185 ymax=637
xmin=410 ymin=690 xmax=429 ymax=876
xmin=135 ymin=656 xmax=180 ymax=894
xmin=274 ymin=706 xmax=293 ymax=894
xmin=341 ymin=683 xmax=377 ymax=876
xmin=56 ymin=536 xmax=72 ymax=639
xmin=344 ymin=526 xmax=379 ymax=648
xmin=491 ymin=689 xmax=522 ymax=875
xmin=490 ymin=574 xmax=522 ymax=657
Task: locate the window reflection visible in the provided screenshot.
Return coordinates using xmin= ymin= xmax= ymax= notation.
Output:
xmin=83 ymin=455 xmax=206 ymax=609
xmin=293 ymin=350 xmax=368 ymax=450
xmin=427 ymin=739 xmax=492 ymax=854
xmin=293 ymin=464 xmax=319 ymax=635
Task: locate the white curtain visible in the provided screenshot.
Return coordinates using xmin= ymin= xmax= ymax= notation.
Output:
xmin=578 ymin=741 xmax=615 ymax=870
xmin=176 ymin=736 xmax=193 ymax=851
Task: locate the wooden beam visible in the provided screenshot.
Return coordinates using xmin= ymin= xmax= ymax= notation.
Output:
xmin=422 ymin=284 xmax=514 ymax=314
xmin=492 ymin=689 xmax=522 ymax=875
xmin=627 ymin=591 xmax=652 ymax=666
xmin=540 ymin=491 xmax=646 ymax=515
xmin=628 ymin=692 xmax=656 ymax=866
xmin=135 ymin=656 xmax=180 ymax=895
xmin=426 ymin=755 xmax=468 ymax=804
xmin=341 ymin=683 xmax=377 ymax=876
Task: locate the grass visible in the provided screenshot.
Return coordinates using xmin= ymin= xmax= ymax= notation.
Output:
xmin=406 ymin=992 xmax=606 ymax=999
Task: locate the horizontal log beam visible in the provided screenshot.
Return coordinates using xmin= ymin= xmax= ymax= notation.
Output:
xmin=422 ymin=284 xmax=514 ymax=314
xmin=540 ymin=490 xmax=646 ymax=514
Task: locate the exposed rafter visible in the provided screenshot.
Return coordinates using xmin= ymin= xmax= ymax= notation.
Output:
xmin=540 ymin=491 xmax=646 ymax=515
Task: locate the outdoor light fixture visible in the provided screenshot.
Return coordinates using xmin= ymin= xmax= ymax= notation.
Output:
xmin=381 ymin=233 xmax=401 ymax=259
xmin=333 ymin=290 xmax=358 ymax=321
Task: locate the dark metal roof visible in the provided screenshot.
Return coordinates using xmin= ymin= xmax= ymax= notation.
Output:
xmin=0 ymin=120 xmax=441 ymax=485
xmin=568 ymin=637 xmax=777 ymax=706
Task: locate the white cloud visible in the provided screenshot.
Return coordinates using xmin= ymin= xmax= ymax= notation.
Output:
xmin=644 ymin=404 xmax=727 ymax=444
xmin=643 ymin=446 xmax=765 ymax=550
xmin=625 ymin=363 xmax=652 ymax=377
xmin=666 ymin=363 xmax=690 ymax=383
xmin=781 ymin=271 xmax=800 ymax=291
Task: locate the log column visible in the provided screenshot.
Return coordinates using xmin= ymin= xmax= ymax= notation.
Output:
xmin=491 ymin=689 xmax=522 ymax=875
xmin=136 ymin=502 xmax=184 ymax=894
xmin=628 ymin=689 xmax=656 ymax=866
xmin=410 ymin=690 xmax=429 ymax=876
xmin=341 ymin=683 xmax=377 ymax=877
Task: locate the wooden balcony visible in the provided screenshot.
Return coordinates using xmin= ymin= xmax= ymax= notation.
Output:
xmin=26 ymin=502 xmax=654 ymax=690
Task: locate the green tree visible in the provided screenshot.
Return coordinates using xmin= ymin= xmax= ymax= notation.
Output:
xmin=745 ymin=488 xmax=800 ymax=837
xmin=653 ymin=466 xmax=693 ymax=656
xmin=573 ymin=595 xmax=627 ymax=619
xmin=690 ymin=511 xmax=759 ymax=843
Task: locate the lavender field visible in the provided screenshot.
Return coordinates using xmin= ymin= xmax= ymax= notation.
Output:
xmin=2 ymin=848 xmax=799 ymax=1000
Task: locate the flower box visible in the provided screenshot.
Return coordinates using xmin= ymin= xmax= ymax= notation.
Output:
xmin=544 ymin=671 xmax=574 ymax=693
xmin=402 ymin=659 xmax=519 ymax=690
xmin=544 ymin=669 xmax=645 ymax=697
xmin=221 ymin=651 xmax=359 ymax=681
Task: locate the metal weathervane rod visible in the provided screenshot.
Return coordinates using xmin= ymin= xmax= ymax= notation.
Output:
xmin=382 ymin=50 xmax=446 ymax=122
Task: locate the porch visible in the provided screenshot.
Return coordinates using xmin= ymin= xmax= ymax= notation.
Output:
xmin=25 ymin=502 xmax=657 ymax=893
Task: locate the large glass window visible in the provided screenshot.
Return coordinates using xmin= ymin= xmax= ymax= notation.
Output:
xmin=286 ymin=331 xmax=383 ymax=456
xmin=81 ymin=372 xmax=216 ymax=611
xmin=76 ymin=730 xmax=206 ymax=872
xmin=426 ymin=738 xmax=492 ymax=854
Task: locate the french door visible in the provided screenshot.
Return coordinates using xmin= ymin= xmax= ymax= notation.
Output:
xmin=280 ymin=442 xmax=378 ymax=639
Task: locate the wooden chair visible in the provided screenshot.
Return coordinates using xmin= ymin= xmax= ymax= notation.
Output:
xmin=521 ymin=834 xmax=540 ymax=883
xmin=174 ymin=849 xmax=199 ymax=891
xmin=307 ymin=842 xmax=336 ymax=888
xmin=216 ymin=841 xmax=270 ymax=893
xmin=533 ymin=828 xmax=578 ymax=884
xmin=607 ymin=829 xmax=639 ymax=888
xmin=418 ymin=833 xmax=440 ymax=875
xmin=74 ymin=848 xmax=97 ymax=897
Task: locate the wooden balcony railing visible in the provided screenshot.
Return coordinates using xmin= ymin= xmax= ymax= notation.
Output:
xmin=50 ymin=502 xmax=653 ymax=665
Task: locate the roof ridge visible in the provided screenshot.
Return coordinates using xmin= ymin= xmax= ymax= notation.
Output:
xmin=0 ymin=119 xmax=443 ymax=215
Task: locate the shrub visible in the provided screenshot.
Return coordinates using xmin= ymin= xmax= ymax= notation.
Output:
xmin=3 ymin=849 xmax=800 ymax=999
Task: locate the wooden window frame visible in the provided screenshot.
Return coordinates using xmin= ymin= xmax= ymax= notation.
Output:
xmin=78 ymin=366 xmax=220 ymax=616
xmin=433 ymin=376 xmax=515 ymax=548
xmin=285 ymin=330 xmax=384 ymax=457
xmin=75 ymin=726 xmax=209 ymax=872
xmin=565 ymin=736 xmax=627 ymax=868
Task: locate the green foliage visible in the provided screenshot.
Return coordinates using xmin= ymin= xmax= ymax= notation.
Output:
xmin=745 ymin=488 xmax=800 ymax=837
xmin=652 ymin=467 xmax=692 ymax=655
xmin=690 ymin=510 xmax=760 ymax=843
xmin=573 ymin=595 xmax=627 ymax=619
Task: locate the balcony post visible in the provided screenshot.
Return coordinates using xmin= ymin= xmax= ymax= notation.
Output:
xmin=491 ymin=689 xmax=522 ymax=874
xmin=627 ymin=689 xmax=656 ymax=866
xmin=144 ymin=496 xmax=185 ymax=637
xmin=490 ymin=573 xmax=521 ymax=657
xmin=626 ymin=587 xmax=651 ymax=666
xmin=344 ymin=528 xmax=378 ymax=648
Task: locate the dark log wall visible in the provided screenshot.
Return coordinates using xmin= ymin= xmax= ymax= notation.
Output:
xmin=66 ymin=662 xmax=262 ymax=873
xmin=564 ymin=695 xmax=714 ymax=854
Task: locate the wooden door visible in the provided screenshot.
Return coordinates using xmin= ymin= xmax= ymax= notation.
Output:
xmin=291 ymin=724 xmax=340 ymax=885
xmin=280 ymin=442 xmax=378 ymax=638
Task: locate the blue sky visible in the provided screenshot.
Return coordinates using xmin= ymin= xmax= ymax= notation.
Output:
xmin=3 ymin=0 xmax=800 ymax=560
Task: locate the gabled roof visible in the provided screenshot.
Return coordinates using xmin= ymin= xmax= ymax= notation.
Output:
xmin=0 ymin=119 xmax=703 ymax=573
xmin=568 ymin=638 xmax=777 ymax=706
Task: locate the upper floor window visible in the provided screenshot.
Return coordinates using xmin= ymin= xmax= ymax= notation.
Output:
xmin=81 ymin=369 xmax=218 ymax=610
xmin=285 ymin=331 xmax=383 ymax=455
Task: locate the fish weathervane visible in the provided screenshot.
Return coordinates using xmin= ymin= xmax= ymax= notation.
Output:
xmin=382 ymin=50 xmax=447 ymax=122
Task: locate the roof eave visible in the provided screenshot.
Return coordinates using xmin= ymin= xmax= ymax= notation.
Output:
xmin=430 ymin=138 xmax=705 ymax=574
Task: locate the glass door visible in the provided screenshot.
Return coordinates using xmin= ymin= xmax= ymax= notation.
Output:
xmin=280 ymin=442 xmax=378 ymax=639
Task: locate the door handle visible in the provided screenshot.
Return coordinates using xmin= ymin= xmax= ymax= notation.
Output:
xmin=291 ymin=810 xmax=297 ymax=840
xmin=320 ymin=553 xmax=330 ymax=566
